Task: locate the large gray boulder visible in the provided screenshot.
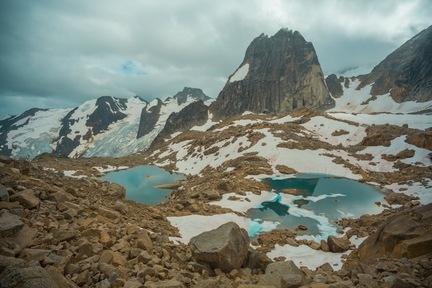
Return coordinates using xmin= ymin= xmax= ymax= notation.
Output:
xmin=189 ymin=222 xmax=250 ymax=272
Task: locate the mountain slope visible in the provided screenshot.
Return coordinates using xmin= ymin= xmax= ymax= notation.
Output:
xmin=357 ymin=25 xmax=432 ymax=103
xmin=0 ymin=88 xmax=211 ymax=159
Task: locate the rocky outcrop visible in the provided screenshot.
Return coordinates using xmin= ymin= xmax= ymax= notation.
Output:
xmin=357 ymin=25 xmax=432 ymax=102
xmin=189 ymin=222 xmax=250 ymax=272
xmin=327 ymin=235 xmax=350 ymax=253
xmin=325 ymin=74 xmax=344 ymax=98
xmin=137 ymin=99 xmax=163 ymax=139
xmin=210 ymin=28 xmax=334 ymax=121
xmin=358 ymin=203 xmax=432 ymax=260
xmin=0 ymin=259 xmax=58 ymax=288
xmin=405 ymin=131 xmax=432 ymax=150
xmin=151 ymin=100 xmax=209 ymax=146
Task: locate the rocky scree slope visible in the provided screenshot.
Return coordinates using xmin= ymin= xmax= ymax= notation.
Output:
xmin=1 ymin=155 xmax=432 ymax=287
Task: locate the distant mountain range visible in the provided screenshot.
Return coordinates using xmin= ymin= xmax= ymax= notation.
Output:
xmin=1 ymin=26 xmax=431 ymax=159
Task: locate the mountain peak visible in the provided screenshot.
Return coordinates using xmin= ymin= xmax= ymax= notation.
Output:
xmin=173 ymin=87 xmax=211 ymax=105
xmin=209 ymin=29 xmax=333 ymax=120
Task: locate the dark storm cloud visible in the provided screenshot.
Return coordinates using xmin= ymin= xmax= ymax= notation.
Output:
xmin=0 ymin=0 xmax=431 ymax=116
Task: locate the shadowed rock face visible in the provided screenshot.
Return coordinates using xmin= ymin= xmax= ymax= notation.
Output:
xmin=137 ymin=99 xmax=162 ymax=139
xmin=357 ymin=25 xmax=432 ymax=103
xmin=210 ymin=28 xmax=334 ymax=121
xmin=325 ymin=74 xmax=344 ymax=98
xmin=151 ymin=100 xmax=208 ymax=147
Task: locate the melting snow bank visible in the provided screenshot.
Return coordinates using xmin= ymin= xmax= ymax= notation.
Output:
xmin=63 ymin=170 xmax=87 ymax=179
xmin=93 ymin=165 xmax=129 ymax=173
xmin=268 ymin=235 xmax=366 ymax=271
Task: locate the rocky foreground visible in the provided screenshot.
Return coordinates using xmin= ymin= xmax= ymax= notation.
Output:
xmin=1 ymin=155 xmax=432 ymax=288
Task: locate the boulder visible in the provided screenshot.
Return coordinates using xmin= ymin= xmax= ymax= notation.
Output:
xmin=327 ymin=235 xmax=350 ymax=253
xmin=358 ymin=203 xmax=432 ymax=260
xmin=0 ymin=184 xmax=9 ymax=202
xmin=0 ymin=211 xmax=24 ymax=237
xmin=136 ymin=230 xmax=153 ymax=252
xmin=45 ymin=266 xmax=78 ymax=288
xmin=258 ymin=260 xmax=307 ymax=288
xmin=0 ymin=260 xmax=57 ymax=288
xmin=189 ymin=222 xmax=250 ymax=272
xmin=10 ymin=189 xmax=39 ymax=209
xmin=242 ymin=248 xmax=272 ymax=271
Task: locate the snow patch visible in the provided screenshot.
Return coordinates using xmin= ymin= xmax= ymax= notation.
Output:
xmin=229 ymin=63 xmax=249 ymax=82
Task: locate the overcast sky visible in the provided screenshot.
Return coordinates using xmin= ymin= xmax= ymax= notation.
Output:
xmin=0 ymin=0 xmax=431 ymax=117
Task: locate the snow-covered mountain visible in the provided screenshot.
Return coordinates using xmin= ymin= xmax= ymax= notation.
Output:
xmin=0 ymin=88 xmax=211 ymax=159
xmin=1 ymin=26 xmax=431 ymax=160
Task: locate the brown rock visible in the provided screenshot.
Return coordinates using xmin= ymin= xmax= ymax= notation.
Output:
xmin=98 ymin=206 xmax=120 ymax=220
xmin=48 ymin=190 xmax=75 ymax=203
xmin=258 ymin=260 xmax=307 ymax=288
xmin=45 ymin=265 xmax=78 ymax=288
xmin=406 ymin=132 xmax=432 ymax=150
xmin=10 ymin=189 xmax=39 ymax=209
xmin=53 ymin=228 xmax=76 ymax=242
xmin=100 ymin=229 xmax=113 ymax=247
xmin=327 ymin=236 xmax=350 ymax=253
xmin=136 ymin=230 xmax=153 ymax=252
xmin=78 ymin=242 xmax=94 ymax=258
xmin=19 ymin=248 xmax=51 ymax=262
xmin=204 ymin=189 xmax=222 ymax=200
xmin=111 ymin=251 xmax=128 ymax=267
xmin=358 ymin=203 xmax=432 ymax=260
xmin=99 ymin=250 xmax=114 ymax=264
xmin=320 ymin=240 xmax=330 ymax=252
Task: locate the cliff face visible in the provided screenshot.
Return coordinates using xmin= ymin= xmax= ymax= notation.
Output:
xmin=357 ymin=25 xmax=432 ymax=102
xmin=210 ymin=28 xmax=334 ymax=121
xmin=151 ymin=100 xmax=208 ymax=147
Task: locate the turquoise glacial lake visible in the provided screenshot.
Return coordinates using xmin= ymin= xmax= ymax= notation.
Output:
xmin=246 ymin=173 xmax=386 ymax=239
xmin=101 ymin=165 xmax=184 ymax=205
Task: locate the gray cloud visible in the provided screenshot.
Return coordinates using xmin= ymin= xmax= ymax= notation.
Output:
xmin=0 ymin=0 xmax=431 ymax=116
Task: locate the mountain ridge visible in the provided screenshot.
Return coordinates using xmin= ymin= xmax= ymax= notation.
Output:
xmin=1 ymin=27 xmax=432 ymax=160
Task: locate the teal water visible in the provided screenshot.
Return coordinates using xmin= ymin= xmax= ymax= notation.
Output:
xmin=101 ymin=165 xmax=184 ymax=205
xmin=246 ymin=174 xmax=386 ymax=239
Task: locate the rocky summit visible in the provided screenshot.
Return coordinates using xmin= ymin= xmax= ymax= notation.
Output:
xmin=210 ymin=28 xmax=334 ymax=121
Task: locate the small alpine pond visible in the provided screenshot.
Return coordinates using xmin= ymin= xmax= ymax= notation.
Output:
xmin=246 ymin=173 xmax=386 ymax=240
xmin=101 ymin=165 xmax=184 ymax=205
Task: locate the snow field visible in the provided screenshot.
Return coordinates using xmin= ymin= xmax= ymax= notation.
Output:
xmin=6 ymin=109 xmax=70 ymax=159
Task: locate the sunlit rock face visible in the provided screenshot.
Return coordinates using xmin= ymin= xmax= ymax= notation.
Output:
xmin=210 ymin=28 xmax=334 ymax=121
